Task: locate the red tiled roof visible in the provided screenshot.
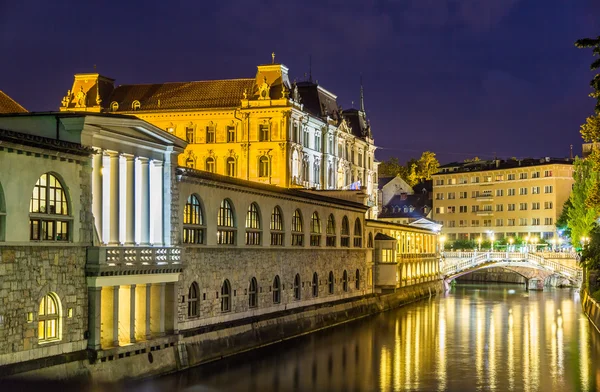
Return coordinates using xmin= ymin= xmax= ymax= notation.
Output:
xmin=0 ymin=90 xmax=27 ymax=113
xmin=108 ymin=78 xmax=256 ymax=112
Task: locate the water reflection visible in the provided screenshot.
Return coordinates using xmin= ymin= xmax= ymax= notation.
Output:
xmin=130 ymin=284 xmax=599 ymax=392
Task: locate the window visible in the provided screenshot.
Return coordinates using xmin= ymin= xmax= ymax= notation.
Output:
xmin=471 ymin=206 xmax=479 ymax=213
xmin=291 ymin=209 xmax=304 ymax=246
xmin=508 ymin=188 xmax=515 ymax=196
xmin=544 ymin=185 xmax=553 ymax=194
xmin=545 ymin=217 xmax=553 ymax=225
xmin=38 ymin=293 xmax=60 ymax=342
xmin=483 ymin=219 xmax=492 ymax=227
xmin=496 ymin=189 xmax=504 ymax=197
xmin=496 ymin=219 xmax=503 ymax=226
xmin=471 ymin=191 xmax=479 ymax=198
xmin=312 ymin=272 xmax=319 ymax=297
xmin=342 ymin=270 xmax=348 ymax=292
xmin=206 ymin=125 xmax=215 ymax=143
xmin=30 ymin=173 xmax=70 ymax=241
xmin=508 ymin=219 xmax=515 ymax=226
xmin=532 ymin=186 xmax=540 ymax=194
xmin=448 ymin=192 xmax=456 ymax=199
xmin=188 ymin=282 xmax=199 ymax=318
xmin=520 ymin=173 xmax=528 ymax=180
xmin=519 ymin=218 xmax=527 ymax=226
xmin=245 ymin=203 xmax=261 ymax=245
xmin=532 ymin=218 xmax=540 ymax=226
xmin=249 ymin=277 xmax=258 ymax=308
xmin=226 ymin=157 xmax=236 ymax=177
xmin=186 ymin=127 xmax=195 ymax=143
xmin=459 ymin=220 xmax=467 ymax=227
xmin=259 ymin=124 xmax=270 ymax=142
xmin=294 ymin=274 xmax=301 ymax=300
xmin=110 ymin=101 xmax=119 ymax=112
xmin=471 ymin=220 xmax=479 ymax=227
xmin=328 ymin=271 xmax=334 ymax=294
xmin=341 ymin=216 xmax=350 ymax=247
xmin=495 ymin=175 xmax=504 ymax=181
xmin=435 ymin=193 xmax=444 ymax=200
xmin=217 ymin=199 xmax=235 ymax=245
xmin=205 ymin=157 xmax=216 ymax=173
xmin=448 ymin=220 xmax=456 ymax=228
xmin=304 ymin=129 xmax=310 ymax=148
xmin=484 ymin=176 xmax=492 ymax=183
xmin=221 ymin=280 xmax=231 ymax=312
xmin=519 ymin=203 xmax=527 ymax=211
xmin=368 ymin=232 xmax=373 ymax=248
xmin=326 ymin=214 xmax=336 ymax=247
xmin=471 ymin=177 xmax=480 ymax=183
xmin=270 ymin=206 xmax=284 ymax=246
xmin=259 ymin=156 xmax=270 ymax=178
xmin=315 ymin=134 xmax=321 ymax=152
xmin=532 ymin=171 xmax=540 ymax=178
xmin=519 ymin=188 xmax=527 ymax=195
xmin=482 ymin=205 xmax=492 ymax=212
xmin=355 ymin=269 xmax=360 ymax=289
xmin=382 ymin=248 xmax=394 ymax=260
xmin=508 ymin=204 xmax=516 ymax=211
xmin=496 ymin=204 xmax=504 ymax=212
xmin=132 ymin=100 xmax=141 ymax=111
xmin=353 ymin=218 xmax=362 ymax=247
xmin=544 ymin=201 xmax=553 ymax=209
xmin=447 ymin=206 xmax=456 ymax=213
xmin=507 ymin=174 xmax=515 ymax=180
xmin=459 ymin=192 xmax=467 ymax=199
xmin=544 ymin=170 xmax=552 ymax=177
xmin=273 ymin=276 xmax=281 ymax=304
xmin=183 ymin=195 xmax=205 ymax=244
xmin=459 ymin=177 xmax=468 ymax=184
xmin=532 ymin=202 xmax=540 ymax=210
xmin=459 ymin=206 xmax=467 ymax=213
xmin=435 ymin=179 xmax=445 ymax=186
xmin=310 ymin=212 xmax=321 ymax=246
xmin=227 ymin=126 xmax=236 ymax=142
xmin=0 ymin=182 xmax=5 ymax=241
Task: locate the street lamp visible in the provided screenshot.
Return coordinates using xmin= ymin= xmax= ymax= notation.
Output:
xmin=508 ymin=237 xmax=514 ymax=252
xmin=487 ymin=231 xmax=495 ymax=252
xmin=477 ymin=237 xmax=482 ymax=251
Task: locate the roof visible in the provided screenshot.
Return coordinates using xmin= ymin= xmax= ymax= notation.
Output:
xmin=296 ymin=81 xmax=342 ymax=121
xmin=0 ymin=90 xmax=27 ymax=113
xmin=0 ymin=128 xmax=93 ymax=156
xmin=412 ymin=180 xmax=432 ymax=193
xmin=436 ymin=158 xmax=573 ymax=175
xmin=108 ymin=78 xmax=256 ymax=112
xmin=342 ymin=108 xmax=371 ymax=139
xmin=377 ymin=176 xmax=396 ymax=189
xmin=374 ymin=233 xmax=396 ymax=241
xmin=378 ymin=193 xmax=430 ymax=219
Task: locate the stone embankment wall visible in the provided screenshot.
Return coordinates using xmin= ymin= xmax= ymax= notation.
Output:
xmin=455 ymin=268 xmax=526 ymax=284
xmin=582 ymin=290 xmax=600 ymax=333
xmin=6 ymin=280 xmax=443 ymax=383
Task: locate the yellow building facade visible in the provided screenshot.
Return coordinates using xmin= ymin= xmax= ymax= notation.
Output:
xmin=59 ymin=61 xmax=378 ymax=217
xmin=432 ymin=158 xmax=574 ymax=243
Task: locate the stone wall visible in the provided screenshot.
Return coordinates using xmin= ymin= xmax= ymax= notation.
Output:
xmin=0 ymin=246 xmax=88 ymax=366
xmin=455 ymin=267 xmax=526 ymax=284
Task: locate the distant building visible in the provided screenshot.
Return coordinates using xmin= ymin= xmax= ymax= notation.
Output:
xmin=378 ymin=176 xmax=433 ymax=225
xmin=432 ymin=158 xmax=574 ymax=243
xmin=0 ymin=90 xmax=27 ymax=113
xmin=58 ymin=60 xmax=379 ymax=217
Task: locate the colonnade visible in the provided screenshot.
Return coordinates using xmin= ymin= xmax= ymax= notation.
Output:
xmin=399 ymin=259 xmax=440 ymax=286
xmin=395 ymin=231 xmax=436 ymax=254
xmin=92 ymin=151 xmax=166 ymax=245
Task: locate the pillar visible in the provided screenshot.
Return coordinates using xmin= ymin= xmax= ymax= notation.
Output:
xmin=102 ymin=154 xmax=111 ymax=244
xmin=159 ymin=282 xmax=166 ymax=336
xmin=140 ymin=158 xmax=150 ymax=245
xmin=145 ymin=284 xmax=152 ymax=340
xmin=119 ymin=155 xmax=127 ymax=244
xmin=126 ymin=155 xmax=136 ymax=244
xmin=150 ymin=283 xmax=166 ymax=337
xmin=129 ymin=284 xmax=136 ymax=343
xmin=88 ymin=287 xmax=102 ymax=350
xmin=149 ymin=160 xmax=163 ymax=245
xmin=109 ymin=153 xmax=120 ymax=244
xmin=112 ymin=285 xmax=119 ymax=347
xmin=92 ymin=151 xmax=103 ymax=242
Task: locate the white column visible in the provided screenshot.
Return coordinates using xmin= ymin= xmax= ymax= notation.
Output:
xmin=125 ymin=155 xmax=136 ymax=244
xmin=150 ymin=160 xmax=164 ymax=245
xmin=162 ymin=153 xmax=172 ymax=246
xmin=92 ymin=151 xmax=103 ymax=243
xmin=140 ymin=158 xmax=150 ymax=245
xmin=102 ymin=153 xmax=111 ymax=244
xmin=109 ymin=153 xmax=120 ymax=244
xmin=119 ymin=155 xmax=127 ymax=244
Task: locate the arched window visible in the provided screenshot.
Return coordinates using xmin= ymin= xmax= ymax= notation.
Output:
xmin=245 ymin=203 xmax=261 ymax=245
xmin=217 ymin=199 xmax=236 ymax=245
xmin=0 ymin=181 xmax=5 ymax=241
xmin=312 ymin=272 xmax=319 ymax=297
xmin=221 ymin=280 xmax=231 ymax=312
xmin=249 ymin=277 xmax=258 ymax=308
xmin=132 ymin=100 xmax=141 ymax=111
xmin=326 ymin=214 xmax=336 ymax=247
xmin=30 ymin=173 xmax=70 ymax=241
xmin=273 ymin=275 xmax=281 ymax=304
xmin=270 ymin=206 xmax=284 ymax=246
xmin=183 ymin=195 xmax=205 ymax=244
xmin=291 ymin=209 xmax=304 ymax=246
xmin=205 ymin=157 xmax=215 ymax=173
xmin=310 ymin=212 xmax=321 ymax=246
xmin=342 ymin=270 xmax=348 ymax=292
xmin=294 ymin=273 xmax=301 ymax=300
xmin=259 ymin=156 xmax=270 ymax=178
xmin=355 ymin=269 xmax=360 ymax=290
xmin=110 ymin=101 xmax=119 ymax=112
xmin=367 ymin=232 xmax=374 ymax=248
xmin=226 ymin=157 xmax=236 ymax=177
xmin=188 ymin=282 xmax=199 ymax=318
xmin=38 ymin=293 xmax=60 ymax=342
xmin=328 ymin=271 xmax=334 ymax=294
xmin=353 ymin=218 xmax=363 ymax=247
xmin=340 ymin=216 xmax=350 ymax=247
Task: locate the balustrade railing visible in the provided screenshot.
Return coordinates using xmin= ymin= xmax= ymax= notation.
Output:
xmin=87 ymin=246 xmax=183 ymax=272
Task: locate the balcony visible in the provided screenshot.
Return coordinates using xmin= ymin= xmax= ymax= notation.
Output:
xmin=86 ymin=246 xmax=183 ymax=276
xmin=476 ymin=211 xmax=494 ymax=216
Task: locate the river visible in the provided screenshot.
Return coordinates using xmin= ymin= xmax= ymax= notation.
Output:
xmin=131 ymin=284 xmax=600 ymax=392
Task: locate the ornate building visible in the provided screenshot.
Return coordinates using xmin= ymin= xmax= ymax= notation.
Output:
xmin=59 ymin=60 xmax=379 ymax=217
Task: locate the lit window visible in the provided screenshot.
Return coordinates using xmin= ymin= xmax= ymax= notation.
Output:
xmin=132 ymin=100 xmax=141 ymax=111
xmin=221 ymin=280 xmax=231 ymax=312
xmin=217 ymin=199 xmax=235 ymax=245
xmin=326 ymin=214 xmax=336 ymax=247
xmin=205 ymin=157 xmax=216 ymax=173
xmin=30 ymin=173 xmax=70 ymax=241
xmin=248 ymin=277 xmax=258 ymax=308
xmin=270 ymin=206 xmax=284 ymax=246
xmin=188 ymin=282 xmax=199 ymax=318
xmin=110 ymin=101 xmax=119 ymax=112
xmin=245 ymin=203 xmax=261 ymax=245
xmin=272 ymin=275 xmax=281 ymax=304
xmin=183 ymin=195 xmax=205 ymax=244
xmin=291 ymin=209 xmax=304 ymax=246
xmin=294 ymin=274 xmax=301 ymax=300
xmin=310 ymin=212 xmax=321 ymax=246
xmin=38 ymin=293 xmax=60 ymax=342
xmin=341 ymin=216 xmax=350 ymax=247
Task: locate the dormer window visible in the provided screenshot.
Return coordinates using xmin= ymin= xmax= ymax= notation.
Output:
xmin=132 ymin=100 xmax=141 ymax=111
xmin=110 ymin=101 xmax=119 ymax=112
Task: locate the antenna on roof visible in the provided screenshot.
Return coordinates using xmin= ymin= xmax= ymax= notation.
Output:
xmin=272 ymin=52 xmax=275 ymax=64
xmin=309 ymin=54 xmax=313 ymax=83
xmin=359 ymin=74 xmax=365 ymax=112
xmin=93 ymin=64 xmax=97 ymax=71
xmin=570 ymin=144 xmax=573 ymax=159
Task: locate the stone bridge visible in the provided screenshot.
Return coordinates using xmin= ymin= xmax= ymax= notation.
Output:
xmin=442 ymin=251 xmax=583 ymax=291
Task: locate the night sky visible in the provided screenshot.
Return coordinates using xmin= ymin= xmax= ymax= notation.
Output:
xmin=1 ymin=0 xmax=599 ymax=164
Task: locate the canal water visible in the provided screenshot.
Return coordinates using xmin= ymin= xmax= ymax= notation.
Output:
xmin=132 ymin=284 xmax=600 ymax=392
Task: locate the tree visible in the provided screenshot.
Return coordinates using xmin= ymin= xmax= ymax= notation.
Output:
xmin=463 ymin=157 xmax=481 ymax=162
xmin=556 ymin=198 xmax=572 ymax=239
xmin=377 ymin=152 xmax=439 ymax=186
xmin=378 ymin=157 xmax=407 ymax=178
xmin=567 ymin=158 xmax=600 ymax=245
xmin=575 ymin=35 xmax=600 ymax=112
xmin=413 ymin=151 xmax=439 ymax=183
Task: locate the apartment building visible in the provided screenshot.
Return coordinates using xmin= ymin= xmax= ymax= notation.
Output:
xmin=432 ymin=158 xmax=573 ymax=242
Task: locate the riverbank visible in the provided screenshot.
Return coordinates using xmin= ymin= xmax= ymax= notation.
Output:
xmin=582 ymin=289 xmax=600 ymax=333
xmin=7 ymin=280 xmax=443 ymax=383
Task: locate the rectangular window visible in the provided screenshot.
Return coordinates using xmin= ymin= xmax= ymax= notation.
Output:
xmin=186 ymin=127 xmax=195 ymax=143
xmin=471 ymin=205 xmax=479 ymax=212
xmin=459 ymin=177 xmax=468 ymax=184
xmin=544 ymin=201 xmax=553 ymax=209
xmin=508 ymin=189 xmax=515 ymax=196
xmin=532 ymin=218 xmax=540 ymax=225
xmin=545 ymin=185 xmax=554 ymax=193
xmin=381 ymin=249 xmax=394 ymax=262
xmin=315 ymin=134 xmax=321 ymax=152
xmin=532 ymin=171 xmax=540 ymax=178
xmin=519 ymin=203 xmax=527 ymax=210
xmin=436 ymin=179 xmax=444 ymax=186
xmin=435 ymin=207 xmax=445 ymax=214
xmin=460 ymin=192 xmax=467 ymax=199
xmin=532 ymin=186 xmax=540 ymax=194
xmin=206 ymin=126 xmax=215 ymax=143
xmin=520 ymin=173 xmax=528 ymax=180
xmin=507 ymin=174 xmax=515 ymax=180
xmin=436 ymin=193 xmax=444 ymax=200
xmin=508 ymin=219 xmax=515 ymax=226
xmin=495 ymin=175 xmax=504 ymax=181
xmin=259 ymin=124 xmax=270 ymax=142
xmin=459 ymin=206 xmax=467 ymax=213
xmin=471 ymin=220 xmax=479 ymax=227
xmin=532 ymin=202 xmax=540 ymax=210
xmin=544 ymin=170 xmax=553 ymax=177
xmin=449 ymin=178 xmax=456 ymax=185
xmin=496 ymin=204 xmax=504 ymax=212
xmin=471 ymin=191 xmax=479 ymax=198
xmin=519 ymin=187 xmax=527 ymax=195
xmin=227 ymin=126 xmax=236 ymax=142
xmin=496 ymin=189 xmax=504 ymax=197
xmin=483 ymin=219 xmax=492 ymax=227
xmin=448 ymin=220 xmax=456 ymax=227
xmin=519 ymin=218 xmax=527 ymax=226
xmin=471 ymin=176 xmax=480 ymax=183
xmin=482 ymin=205 xmax=492 ymax=212
xmin=448 ymin=206 xmax=456 ymax=213
xmin=496 ymin=218 xmax=503 ymax=226
xmin=448 ymin=192 xmax=456 ymax=199
xmin=484 ymin=176 xmax=492 ymax=182
xmin=508 ymin=204 xmax=516 ymax=211
xmin=459 ymin=220 xmax=467 ymax=227
xmin=545 ymin=217 xmax=553 ymax=225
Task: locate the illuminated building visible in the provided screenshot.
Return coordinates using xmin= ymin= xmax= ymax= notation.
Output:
xmin=0 ymin=90 xmax=27 ymax=113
